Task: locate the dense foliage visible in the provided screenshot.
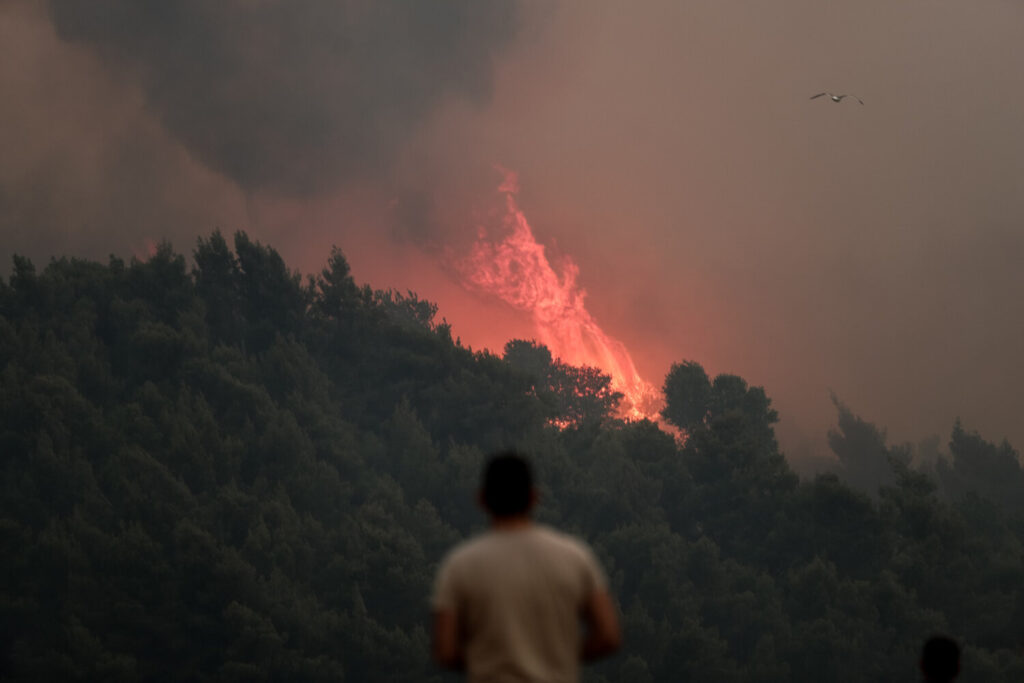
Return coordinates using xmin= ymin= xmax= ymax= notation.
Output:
xmin=2 ymin=233 xmax=1023 ymax=681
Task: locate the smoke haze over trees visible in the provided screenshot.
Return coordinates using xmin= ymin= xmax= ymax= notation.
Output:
xmin=2 ymin=236 xmax=1024 ymax=680
xmin=5 ymin=0 xmax=1024 ymax=460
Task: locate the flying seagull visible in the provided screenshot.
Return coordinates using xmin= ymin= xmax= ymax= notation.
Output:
xmin=811 ymin=92 xmax=864 ymax=104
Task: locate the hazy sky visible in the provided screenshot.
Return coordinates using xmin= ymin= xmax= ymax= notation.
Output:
xmin=4 ymin=0 xmax=1024 ymax=462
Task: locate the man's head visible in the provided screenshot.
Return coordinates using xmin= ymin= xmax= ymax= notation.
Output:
xmin=481 ymin=452 xmax=535 ymax=518
xmin=920 ymin=635 xmax=960 ymax=682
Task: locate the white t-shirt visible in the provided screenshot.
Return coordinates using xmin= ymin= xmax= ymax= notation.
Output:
xmin=432 ymin=524 xmax=608 ymax=683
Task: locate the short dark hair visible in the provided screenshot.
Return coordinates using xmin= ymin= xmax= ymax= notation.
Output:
xmin=921 ymin=635 xmax=960 ymax=682
xmin=482 ymin=452 xmax=533 ymax=517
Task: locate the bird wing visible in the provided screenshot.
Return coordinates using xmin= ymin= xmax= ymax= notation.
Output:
xmin=810 ymin=92 xmax=828 ymax=99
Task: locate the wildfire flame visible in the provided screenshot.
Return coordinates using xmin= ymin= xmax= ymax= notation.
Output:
xmin=459 ymin=170 xmax=661 ymax=421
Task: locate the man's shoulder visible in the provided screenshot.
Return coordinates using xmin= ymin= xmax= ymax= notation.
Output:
xmin=440 ymin=525 xmax=593 ymax=564
xmin=530 ymin=524 xmax=594 ymax=554
xmin=437 ymin=531 xmax=497 ymax=572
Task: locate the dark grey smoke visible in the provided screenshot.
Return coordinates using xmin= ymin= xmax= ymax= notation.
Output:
xmin=48 ymin=0 xmax=519 ymax=195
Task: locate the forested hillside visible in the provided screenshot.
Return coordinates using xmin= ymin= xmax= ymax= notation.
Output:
xmin=2 ymin=233 xmax=1023 ymax=681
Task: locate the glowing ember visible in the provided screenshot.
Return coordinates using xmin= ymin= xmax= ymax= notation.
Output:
xmin=460 ymin=170 xmax=660 ymax=421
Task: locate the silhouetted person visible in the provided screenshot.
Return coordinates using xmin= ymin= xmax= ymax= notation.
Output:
xmin=432 ymin=452 xmax=621 ymax=682
xmin=920 ymin=635 xmax=960 ymax=682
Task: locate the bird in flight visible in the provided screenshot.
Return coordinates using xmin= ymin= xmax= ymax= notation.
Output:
xmin=811 ymin=92 xmax=864 ymax=104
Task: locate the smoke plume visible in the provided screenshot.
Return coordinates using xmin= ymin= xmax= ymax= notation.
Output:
xmin=47 ymin=0 xmax=519 ymax=195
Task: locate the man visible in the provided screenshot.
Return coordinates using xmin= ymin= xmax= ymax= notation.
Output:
xmin=432 ymin=452 xmax=621 ymax=682
xmin=920 ymin=635 xmax=960 ymax=682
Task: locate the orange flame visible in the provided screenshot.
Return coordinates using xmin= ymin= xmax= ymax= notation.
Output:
xmin=460 ymin=170 xmax=660 ymax=421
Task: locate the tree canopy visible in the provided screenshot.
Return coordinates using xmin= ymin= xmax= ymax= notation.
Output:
xmin=2 ymin=233 xmax=1023 ymax=681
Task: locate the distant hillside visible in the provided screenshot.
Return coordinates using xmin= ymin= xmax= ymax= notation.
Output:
xmin=1 ymin=232 xmax=1022 ymax=681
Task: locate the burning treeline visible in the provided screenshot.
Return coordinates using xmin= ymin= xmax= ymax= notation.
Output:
xmin=458 ymin=171 xmax=661 ymax=421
